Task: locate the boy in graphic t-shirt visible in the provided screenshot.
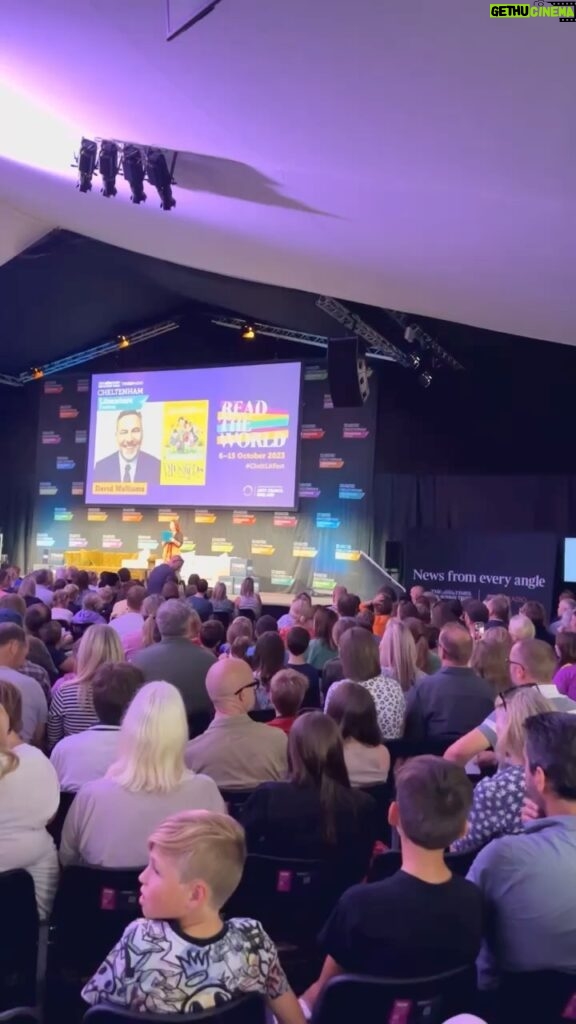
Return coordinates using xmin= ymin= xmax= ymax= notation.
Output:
xmin=82 ymin=810 xmax=305 ymax=1023
xmin=300 ymin=756 xmax=483 ymax=1017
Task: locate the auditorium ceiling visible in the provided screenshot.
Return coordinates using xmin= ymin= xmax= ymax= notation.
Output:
xmin=0 ymin=0 xmax=573 ymax=361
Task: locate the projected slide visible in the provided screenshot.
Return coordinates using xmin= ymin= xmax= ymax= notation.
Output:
xmin=85 ymin=363 xmax=301 ymax=508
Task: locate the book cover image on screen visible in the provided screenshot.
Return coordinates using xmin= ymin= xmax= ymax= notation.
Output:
xmin=85 ymin=363 xmax=302 ymax=509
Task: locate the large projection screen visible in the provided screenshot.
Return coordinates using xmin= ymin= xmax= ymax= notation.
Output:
xmin=85 ymin=362 xmax=302 ymax=509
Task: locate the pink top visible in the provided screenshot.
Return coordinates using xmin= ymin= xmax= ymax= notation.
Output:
xmin=553 ymin=664 xmax=576 ymax=702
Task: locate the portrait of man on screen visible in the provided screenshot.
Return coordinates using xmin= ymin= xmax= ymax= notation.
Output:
xmin=92 ymin=409 xmax=161 ymax=485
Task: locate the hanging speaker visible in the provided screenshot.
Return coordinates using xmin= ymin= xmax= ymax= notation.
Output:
xmin=327 ymin=338 xmax=369 ymax=407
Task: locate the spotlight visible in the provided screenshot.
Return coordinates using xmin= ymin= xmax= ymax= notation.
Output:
xmin=31 ymin=367 xmax=44 ymax=380
xmin=241 ymin=324 xmax=256 ymax=341
xmin=418 ymin=370 xmax=433 ymax=389
xmin=98 ymin=140 xmax=119 ymax=198
xmin=123 ymin=145 xmax=147 ymax=204
xmin=118 ymin=335 xmax=130 ymax=349
xmin=146 ymin=149 xmax=176 ymax=211
xmin=77 ymin=138 xmax=97 ymax=193
xmin=408 ymin=353 xmax=421 ymax=370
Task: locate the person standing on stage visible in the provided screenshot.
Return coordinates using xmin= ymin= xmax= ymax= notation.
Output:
xmin=162 ymin=519 xmax=183 ymax=562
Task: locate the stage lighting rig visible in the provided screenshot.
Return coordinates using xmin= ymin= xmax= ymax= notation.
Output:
xmin=146 ymin=149 xmax=176 ymax=211
xmin=418 ymin=370 xmax=433 ymax=388
xmin=241 ymin=324 xmax=256 ymax=341
xmin=98 ymin=141 xmax=119 ymax=198
xmin=77 ymin=138 xmax=97 ymax=193
xmin=123 ymin=145 xmax=147 ymax=204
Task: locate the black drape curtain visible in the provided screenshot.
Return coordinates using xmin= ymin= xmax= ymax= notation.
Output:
xmin=0 ymin=387 xmax=39 ymax=568
xmin=372 ymin=472 xmax=576 ymax=567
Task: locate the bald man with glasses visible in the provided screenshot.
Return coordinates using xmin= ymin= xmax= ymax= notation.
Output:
xmin=185 ymin=657 xmax=287 ymax=790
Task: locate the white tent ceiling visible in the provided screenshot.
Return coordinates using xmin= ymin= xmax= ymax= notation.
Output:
xmin=0 ymin=0 xmax=574 ymax=345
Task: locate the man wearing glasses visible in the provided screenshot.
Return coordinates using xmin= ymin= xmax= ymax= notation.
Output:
xmin=185 ymin=657 xmax=288 ymax=790
xmin=445 ymin=638 xmax=576 ymax=766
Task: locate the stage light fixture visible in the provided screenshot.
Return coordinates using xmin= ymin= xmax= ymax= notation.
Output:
xmin=31 ymin=367 xmax=44 ymax=380
xmin=98 ymin=140 xmax=119 ymax=198
xmin=408 ymin=353 xmax=421 ymax=370
xmin=418 ymin=370 xmax=433 ymax=389
xmin=146 ymin=149 xmax=176 ymax=211
xmin=118 ymin=335 xmax=130 ymax=349
xmin=123 ymin=145 xmax=147 ymax=204
xmin=241 ymin=324 xmax=256 ymax=341
xmin=77 ymin=138 xmax=97 ymax=193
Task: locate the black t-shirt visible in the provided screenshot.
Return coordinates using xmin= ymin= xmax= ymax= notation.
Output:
xmin=289 ymin=662 xmax=321 ymax=708
xmin=319 ymin=870 xmax=483 ymax=978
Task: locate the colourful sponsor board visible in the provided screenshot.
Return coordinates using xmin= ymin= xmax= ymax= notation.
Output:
xmin=301 ymin=425 xmax=325 ymax=440
xmin=44 ymin=381 xmax=63 ymax=395
xmin=271 ymin=570 xmax=295 ymax=586
xmin=56 ymin=457 xmax=75 ymax=470
xmin=68 ymin=534 xmax=88 ymax=549
xmin=319 ymin=454 xmax=344 ymax=470
xmin=36 ymin=532 xmax=56 ymax=547
xmin=304 ymin=365 xmax=328 ymax=382
xmin=211 ymin=537 xmax=234 ymax=553
xmin=312 ymin=573 xmax=338 ymax=593
xmin=137 ymin=535 xmax=159 ymax=550
xmin=339 ymin=484 xmax=365 ymax=500
xmin=71 ymin=481 xmax=85 ymax=496
xmin=77 ymin=379 xmax=90 ymax=392
xmin=39 ymin=483 xmax=58 ymax=496
xmin=75 ymin=430 xmax=87 ymax=444
xmin=102 ymin=535 xmax=123 ymax=549
xmin=121 ymin=509 xmax=143 ymax=523
xmin=42 ymin=432 xmax=61 ymax=445
xmin=233 ymin=511 xmax=256 ymax=526
xmin=59 ymin=406 xmax=79 ymax=419
xmin=195 ymin=510 xmax=217 ymax=524
xmin=157 ymin=509 xmax=181 ymax=522
xmin=299 ymin=484 xmax=321 ymax=499
xmin=251 ymin=540 xmax=275 ymax=555
xmin=273 ymin=513 xmax=298 ymax=528
xmin=316 ymin=513 xmax=340 ymax=529
xmin=293 ymin=541 xmax=318 ymax=558
xmin=53 ymin=508 xmax=73 ymax=522
xmin=343 ymin=423 xmax=369 ymax=440
xmin=87 ymin=509 xmax=108 ymax=522
xmin=323 ymin=394 xmax=334 ymax=409
xmin=335 ymin=546 xmax=361 ymax=562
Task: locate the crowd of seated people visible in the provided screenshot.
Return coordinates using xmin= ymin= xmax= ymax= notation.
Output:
xmin=0 ymin=562 xmax=575 ymax=1021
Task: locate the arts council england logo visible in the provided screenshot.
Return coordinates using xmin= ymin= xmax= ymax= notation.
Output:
xmin=490 ymin=1 xmax=576 ymax=18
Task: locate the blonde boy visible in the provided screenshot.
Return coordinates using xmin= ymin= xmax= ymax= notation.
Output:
xmin=82 ymin=810 xmax=305 ymax=1022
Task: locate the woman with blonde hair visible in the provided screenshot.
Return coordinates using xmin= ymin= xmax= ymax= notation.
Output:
xmin=48 ymin=624 xmax=125 ymax=747
xmin=59 ymin=681 xmax=225 ymax=867
xmin=234 ymin=576 xmax=262 ymax=619
xmin=470 ymin=638 xmax=511 ymax=696
xmin=451 ymin=686 xmax=553 ymax=854
xmin=51 ymin=587 xmax=74 ymax=624
xmin=18 ymin=574 xmax=42 ymax=608
xmin=379 ymin=619 xmax=425 ymax=693
xmin=220 ymin=615 xmax=254 ymax=657
xmin=0 ymin=680 xmax=60 ymax=918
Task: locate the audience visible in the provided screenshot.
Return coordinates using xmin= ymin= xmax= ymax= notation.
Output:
xmin=24 ymin=604 xmax=59 ymax=680
xmin=554 ymin=631 xmax=576 ymax=700
xmin=520 ymin=600 xmax=553 ymax=645
xmin=325 ymin=627 xmax=405 ymax=739
xmin=285 ymin=626 xmax=321 ymax=707
xmin=34 ymin=569 xmax=55 ymax=606
xmin=0 ymin=623 xmax=47 ymax=744
xmin=110 ymin=585 xmax=146 ymax=640
xmin=320 ymin=616 xmax=356 ymax=698
xmin=242 ymin=712 xmax=378 ymax=880
xmin=51 ymin=662 xmax=144 ymax=792
xmin=51 ymin=588 xmax=74 ymax=624
xmin=18 ymin=575 xmax=42 ymax=608
xmin=405 ymin=616 xmax=441 ymax=674
xmin=254 ymin=614 xmax=280 ymax=638
xmin=301 ymin=757 xmax=482 ymax=1015
xmin=82 ymin=811 xmax=305 ymax=1022
xmin=404 ymin=623 xmax=494 ymax=748
xmin=131 ymin=600 xmax=214 ymax=717
xmin=306 ymin=607 xmax=338 ymax=671
xmin=187 ymin=579 xmax=213 ymax=622
xmin=468 ymin=713 xmax=576 ymax=988
xmin=462 ymin=599 xmax=489 ymax=639
xmin=0 ymin=680 xmax=59 ymax=919
xmin=430 ymin=599 xmax=461 ymax=630
xmin=221 ymin=615 xmax=254 ymax=656
xmin=200 ymin=618 xmax=226 ymax=654
xmin=122 ymin=593 xmax=164 ymax=658
xmin=550 ymin=591 xmax=576 ymax=636
xmin=277 ymin=593 xmax=312 ymax=631
xmin=485 ymin=595 xmax=510 ymax=630
xmin=268 ymin=668 xmax=308 ymax=733
xmin=444 ymin=638 xmax=573 ymax=766
xmin=234 ymin=576 xmax=262 ymax=618
xmin=186 ymin=658 xmax=287 ymax=789
xmin=48 ymin=624 xmax=125 ymax=748
xmin=326 ymin=681 xmax=390 ymax=786
xmin=210 ymin=581 xmax=235 ymax=616
xmin=508 ymin=613 xmax=535 ymax=643
xmin=60 ymin=681 xmax=225 ymax=867
xmin=336 ymin=592 xmax=361 ymax=618
xmin=469 ymin=637 xmax=511 ymax=695
xmin=451 ymin=686 xmax=553 ymax=854
xmin=146 ymin=555 xmax=184 ymax=597
xmin=253 ymin=631 xmax=287 ymax=709
xmin=379 ymin=618 xmax=425 ymax=693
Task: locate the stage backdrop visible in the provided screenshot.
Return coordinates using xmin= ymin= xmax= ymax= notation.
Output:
xmin=33 ymin=364 xmax=377 ymax=595
xmin=404 ymin=529 xmax=557 ymax=611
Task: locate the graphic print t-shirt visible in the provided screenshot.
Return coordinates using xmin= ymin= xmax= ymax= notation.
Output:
xmin=82 ymin=917 xmax=289 ymax=1014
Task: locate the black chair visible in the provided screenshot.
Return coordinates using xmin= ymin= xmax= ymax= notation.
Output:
xmin=83 ymin=994 xmax=266 ymax=1023
xmin=235 ymin=608 xmax=256 ymax=623
xmin=248 ymin=708 xmax=276 ymax=724
xmin=495 ymin=970 xmax=576 ymax=1024
xmin=211 ymin=610 xmax=232 ymax=630
xmin=0 ymin=871 xmax=38 ymax=1012
xmin=219 ymin=788 xmax=256 ymax=820
xmin=367 ymin=847 xmax=480 ymax=883
xmin=224 ymin=853 xmax=351 ymax=946
xmin=47 ymin=790 xmax=76 ymax=847
xmin=358 ymin=782 xmax=393 ymax=845
xmin=0 ymin=1012 xmax=39 ymax=1024
xmin=187 ymin=709 xmax=214 ymax=739
xmin=46 ymin=865 xmax=143 ymax=1021
xmin=310 ymin=965 xmax=478 ymax=1024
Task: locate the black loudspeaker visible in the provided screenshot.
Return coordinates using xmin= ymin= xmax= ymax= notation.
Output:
xmin=327 ymin=338 xmax=369 ymax=407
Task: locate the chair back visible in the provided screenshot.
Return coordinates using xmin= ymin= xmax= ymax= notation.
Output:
xmin=236 ymin=608 xmax=256 ymax=623
xmin=187 ymin=709 xmax=213 ymax=739
xmin=47 ymin=790 xmax=76 ymax=847
xmin=498 ymin=970 xmax=576 ymax=1024
xmin=0 ymin=1012 xmax=39 ymax=1024
xmin=248 ymin=708 xmax=276 ymax=724
xmin=0 ymin=871 xmax=38 ymax=1012
xmin=310 ymin=965 xmax=477 ymax=1024
xmin=219 ymin=789 xmax=256 ymax=820
xmin=224 ymin=853 xmax=351 ymax=944
xmin=83 ymin=994 xmax=266 ymax=1023
xmin=358 ymin=782 xmax=392 ymax=844
xmin=211 ymin=611 xmax=232 ymax=630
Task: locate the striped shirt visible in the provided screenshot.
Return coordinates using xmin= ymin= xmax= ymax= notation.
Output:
xmin=47 ymin=680 xmax=99 ymax=749
xmin=478 ymin=683 xmax=576 ymax=748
